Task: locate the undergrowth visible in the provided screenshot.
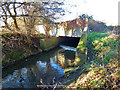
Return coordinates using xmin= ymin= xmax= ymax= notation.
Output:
xmin=2 ymin=32 xmax=43 ymax=67
xmin=76 ymin=32 xmax=120 ymax=88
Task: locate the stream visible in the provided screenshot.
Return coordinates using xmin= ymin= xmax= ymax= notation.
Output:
xmin=2 ymin=45 xmax=76 ymax=88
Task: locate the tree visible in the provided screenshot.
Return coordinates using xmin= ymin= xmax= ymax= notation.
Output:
xmin=88 ymin=19 xmax=107 ymax=32
xmin=0 ymin=1 xmax=26 ymax=31
xmin=0 ymin=1 xmax=65 ymax=37
xmin=41 ymin=1 xmax=65 ymax=37
xmin=22 ymin=2 xmax=43 ymax=35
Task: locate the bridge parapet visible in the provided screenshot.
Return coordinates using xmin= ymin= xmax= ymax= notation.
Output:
xmin=51 ymin=18 xmax=88 ymax=37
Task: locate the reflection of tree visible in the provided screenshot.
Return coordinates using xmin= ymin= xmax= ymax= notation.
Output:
xmin=56 ymin=50 xmax=75 ymax=68
xmin=46 ymin=59 xmax=51 ymax=72
xmin=31 ymin=65 xmax=41 ymax=77
xmin=57 ymin=53 xmax=66 ymax=68
xmin=2 ymin=68 xmax=33 ymax=88
xmin=54 ymin=55 xmax=58 ymax=64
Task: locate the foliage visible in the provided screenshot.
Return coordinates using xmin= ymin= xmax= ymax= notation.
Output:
xmin=0 ymin=1 xmax=65 ymax=37
xmin=88 ymin=19 xmax=107 ymax=32
xmin=77 ymin=31 xmax=87 ymax=53
xmin=2 ymin=32 xmax=42 ymax=67
xmin=76 ymin=32 xmax=119 ymax=88
xmin=88 ymin=33 xmax=119 ymax=66
xmin=78 ymin=14 xmax=93 ymax=19
xmin=77 ymin=62 xmax=119 ymax=88
xmin=87 ymin=32 xmax=108 ymax=44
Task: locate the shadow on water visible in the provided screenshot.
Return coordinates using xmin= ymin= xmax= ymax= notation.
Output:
xmin=2 ymin=45 xmax=76 ymax=88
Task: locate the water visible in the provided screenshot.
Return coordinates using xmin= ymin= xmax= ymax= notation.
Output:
xmin=59 ymin=45 xmax=76 ymax=52
xmin=2 ymin=45 xmax=76 ymax=88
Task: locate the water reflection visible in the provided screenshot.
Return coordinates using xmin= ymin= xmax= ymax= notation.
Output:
xmin=2 ymin=68 xmax=31 ymax=88
xmin=2 ymin=45 xmax=76 ymax=88
xmin=57 ymin=50 xmax=75 ymax=68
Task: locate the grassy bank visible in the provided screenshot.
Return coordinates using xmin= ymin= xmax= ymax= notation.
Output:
xmin=71 ymin=32 xmax=119 ymax=88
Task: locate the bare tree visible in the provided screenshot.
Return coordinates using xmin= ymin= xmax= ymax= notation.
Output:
xmin=1 ymin=5 xmax=12 ymax=30
xmin=0 ymin=1 xmax=65 ymax=36
xmin=0 ymin=1 xmax=25 ymax=31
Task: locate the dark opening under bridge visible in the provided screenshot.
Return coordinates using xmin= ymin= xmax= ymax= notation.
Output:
xmin=59 ymin=36 xmax=80 ymax=47
xmin=57 ymin=27 xmax=88 ymax=47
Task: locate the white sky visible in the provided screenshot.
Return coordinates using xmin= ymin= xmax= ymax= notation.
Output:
xmin=0 ymin=0 xmax=119 ymax=26
xmin=60 ymin=0 xmax=119 ymax=26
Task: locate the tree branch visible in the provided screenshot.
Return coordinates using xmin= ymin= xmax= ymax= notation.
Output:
xmin=1 ymin=6 xmax=12 ymax=31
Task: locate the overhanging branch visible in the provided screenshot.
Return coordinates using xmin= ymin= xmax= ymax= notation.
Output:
xmin=0 ymin=14 xmax=44 ymax=18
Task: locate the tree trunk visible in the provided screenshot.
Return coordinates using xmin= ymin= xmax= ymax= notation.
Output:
xmin=6 ymin=2 xmax=20 ymax=31
xmin=1 ymin=6 xmax=12 ymax=31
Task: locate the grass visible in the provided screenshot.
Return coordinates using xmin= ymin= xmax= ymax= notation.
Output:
xmin=73 ymin=32 xmax=119 ymax=88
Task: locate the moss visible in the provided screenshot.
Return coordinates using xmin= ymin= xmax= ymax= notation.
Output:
xmin=40 ymin=37 xmax=59 ymax=51
xmin=2 ymin=50 xmax=23 ymax=65
xmin=0 ymin=43 xmax=2 ymax=47
xmin=74 ymin=31 xmax=88 ymax=67
xmin=9 ymin=50 xmax=24 ymax=60
xmin=77 ymin=31 xmax=87 ymax=52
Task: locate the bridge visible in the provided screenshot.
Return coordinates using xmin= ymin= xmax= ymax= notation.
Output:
xmin=51 ymin=18 xmax=88 ymax=37
xmin=58 ymin=26 xmax=88 ymax=47
xmin=37 ymin=18 xmax=88 ymax=39
xmin=39 ymin=18 xmax=88 ymax=50
xmin=59 ymin=36 xmax=80 ymax=47
xmin=51 ymin=18 xmax=88 ymax=47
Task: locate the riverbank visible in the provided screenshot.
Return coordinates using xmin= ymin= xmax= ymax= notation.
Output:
xmin=76 ymin=33 xmax=119 ymax=88
xmin=2 ymin=32 xmax=80 ymax=68
xmin=2 ymin=32 xmax=42 ymax=68
xmin=2 ymin=32 xmax=60 ymax=68
xmin=61 ymin=32 xmax=120 ymax=89
xmin=2 ymin=31 xmax=119 ymax=89
xmin=55 ymin=30 xmax=88 ymax=87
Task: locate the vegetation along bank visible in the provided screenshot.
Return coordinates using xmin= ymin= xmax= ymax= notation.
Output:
xmin=66 ymin=32 xmax=120 ymax=88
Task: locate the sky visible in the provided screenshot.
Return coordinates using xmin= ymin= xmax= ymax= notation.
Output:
xmin=0 ymin=0 xmax=119 ymax=26
xmin=59 ymin=0 xmax=119 ymax=26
